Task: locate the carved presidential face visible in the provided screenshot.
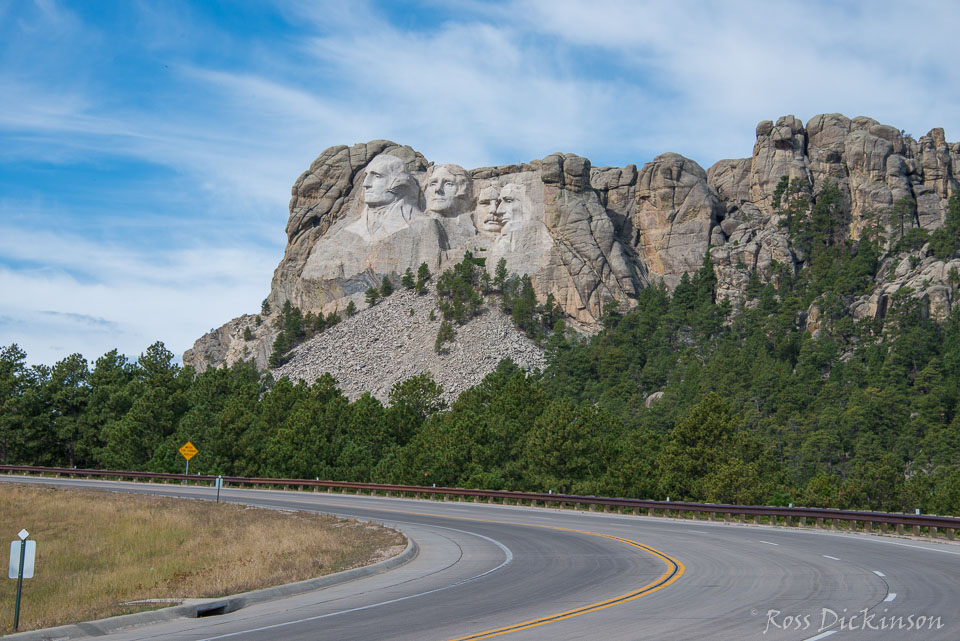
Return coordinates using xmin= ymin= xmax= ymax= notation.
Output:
xmin=424 ymin=164 xmax=472 ymax=215
xmin=475 ymin=186 xmax=505 ymax=234
xmin=496 ymin=184 xmax=525 ymax=229
xmin=362 ymin=155 xmax=410 ymax=208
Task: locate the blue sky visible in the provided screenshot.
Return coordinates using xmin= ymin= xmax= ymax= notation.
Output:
xmin=2 ymin=0 xmax=958 ymax=367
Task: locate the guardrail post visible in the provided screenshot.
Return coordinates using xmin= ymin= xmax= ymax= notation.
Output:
xmin=604 ymin=504 xmax=610 ymax=513
xmin=896 ymin=523 xmax=904 ymax=535
xmin=913 ymin=525 xmax=921 ymax=537
xmin=799 ymin=516 xmax=807 ymax=527
xmin=947 ymin=528 xmax=955 ymax=540
xmin=816 ymin=517 xmax=824 ymax=528
xmin=930 ymin=526 xmax=938 ymax=538
xmin=739 ymin=514 xmax=746 ymax=524
xmin=724 ymin=512 xmax=731 ymax=523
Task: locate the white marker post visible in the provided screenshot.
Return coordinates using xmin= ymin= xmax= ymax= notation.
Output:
xmin=215 ymin=475 xmax=223 ymax=503
xmin=8 ymin=529 xmax=35 ymax=631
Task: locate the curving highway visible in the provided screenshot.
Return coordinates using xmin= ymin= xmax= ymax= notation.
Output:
xmin=2 ymin=476 xmax=959 ymax=641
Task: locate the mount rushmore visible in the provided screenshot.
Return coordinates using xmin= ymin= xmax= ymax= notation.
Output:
xmin=185 ymin=113 xmax=960 ymax=373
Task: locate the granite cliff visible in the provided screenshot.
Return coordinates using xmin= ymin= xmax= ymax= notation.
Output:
xmin=185 ymin=114 xmax=959 ymax=383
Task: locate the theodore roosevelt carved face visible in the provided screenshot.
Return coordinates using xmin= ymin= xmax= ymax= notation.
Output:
xmin=423 ymin=164 xmax=473 ymax=216
xmin=475 ymin=186 xmax=505 ymax=234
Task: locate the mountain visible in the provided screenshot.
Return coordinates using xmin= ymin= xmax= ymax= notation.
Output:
xmin=184 ymin=114 xmax=959 ymax=383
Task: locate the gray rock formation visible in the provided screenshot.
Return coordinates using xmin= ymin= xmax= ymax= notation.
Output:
xmin=186 ymin=116 xmax=958 ymax=376
xmin=708 ymin=114 xmax=959 ymax=310
xmin=272 ymin=287 xmax=546 ymax=403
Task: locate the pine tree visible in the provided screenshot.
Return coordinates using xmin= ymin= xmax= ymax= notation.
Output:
xmin=512 ymin=276 xmax=540 ymax=337
xmin=434 ymin=320 xmax=456 ymax=353
xmin=365 ymin=287 xmax=381 ymax=307
xmin=268 ymin=332 xmax=291 ymax=368
xmin=380 ymin=275 xmax=394 ymax=297
xmin=416 ymin=262 xmax=431 ymax=294
xmin=345 ymin=300 xmax=358 ymax=317
xmin=417 ymin=262 xmax=431 ymax=283
xmin=493 ymin=257 xmax=508 ymax=292
xmin=47 ymin=353 xmax=92 ymax=468
xmin=401 ymin=267 xmax=415 ymax=290
xmin=600 ymin=300 xmax=622 ymax=330
xmin=540 ymin=293 xmax=561 ymax=329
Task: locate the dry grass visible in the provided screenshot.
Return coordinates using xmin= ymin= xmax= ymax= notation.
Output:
xmin=0 ymin=484 xmax=404 ymax=634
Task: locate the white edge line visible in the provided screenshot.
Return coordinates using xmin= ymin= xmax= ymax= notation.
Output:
xmin=884 ymin=592 xmax=897 ymax=602
xmin=12 ymin=478 xmax=960 ymax=556
xmin=759 ymin=540 xmax=779 ymax=546
xmin=822 ymin=555 xmax=840 ymax=560
xmin=803 ymin=631 xmax=837 ymax=640
xmin=196 ymin=525 xmax=514 ymax=641
xmin=873 ymin=570 xmax=885 ymax=577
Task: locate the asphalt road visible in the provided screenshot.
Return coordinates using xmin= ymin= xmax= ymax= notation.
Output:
xmin=2 ymin=476 xmax=959 ymax=641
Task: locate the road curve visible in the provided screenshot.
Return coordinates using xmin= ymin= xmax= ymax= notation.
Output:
xmin=2 ymin=476 xmax=959 ymax=641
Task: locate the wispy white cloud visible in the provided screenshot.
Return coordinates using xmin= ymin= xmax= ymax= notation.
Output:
xmin=0 ymin=220 xmax=276 ymax=366
xmin=0 ymin=0 xmax=956 ymax=367
xmin=516 ymin=0 xmax=960 ymax=160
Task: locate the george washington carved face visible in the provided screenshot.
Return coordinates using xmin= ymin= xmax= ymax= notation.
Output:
xmin=362 ymin=155 xmax=418 ymax=208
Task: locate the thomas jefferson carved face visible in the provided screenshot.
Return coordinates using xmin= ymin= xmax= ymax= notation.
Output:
xmin=424 ymin=164 xmax=472 ymax=215
xmin=362 ymin=155 xmax=414 ymax=208
xmin=475 ymin=186 xmax=505 ymax=234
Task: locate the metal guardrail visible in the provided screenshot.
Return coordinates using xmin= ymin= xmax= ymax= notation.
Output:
xmin=2 ymin=464 xmax=958 ymax=539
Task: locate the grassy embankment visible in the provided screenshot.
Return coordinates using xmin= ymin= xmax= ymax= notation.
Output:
xmin=0 ymin=483 xmax=404 ymax=634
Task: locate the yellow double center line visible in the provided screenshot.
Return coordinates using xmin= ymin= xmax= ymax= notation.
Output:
xmin=287 ymin=496 xmax=685 ymax=641
xmin=447 ymin=525 xmax=684 ymax=640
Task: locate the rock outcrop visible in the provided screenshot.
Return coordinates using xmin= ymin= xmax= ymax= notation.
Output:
xmin=277 ymin=148 xmax=648 ymax=328
xmin=272 ymin=287 xmax=546 ymax=403
xmin=185 ymin=115 xmax=959 ymax=379
xmin=708 ymin=114 xmax=958 ymax=308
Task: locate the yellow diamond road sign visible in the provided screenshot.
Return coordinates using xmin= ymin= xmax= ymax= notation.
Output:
xmin=179 ymin=441 xmax=198 ymax=461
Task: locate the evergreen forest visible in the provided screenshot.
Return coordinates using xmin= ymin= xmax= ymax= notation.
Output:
xmin=2 ymin=193 xmax=960 ymax=516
